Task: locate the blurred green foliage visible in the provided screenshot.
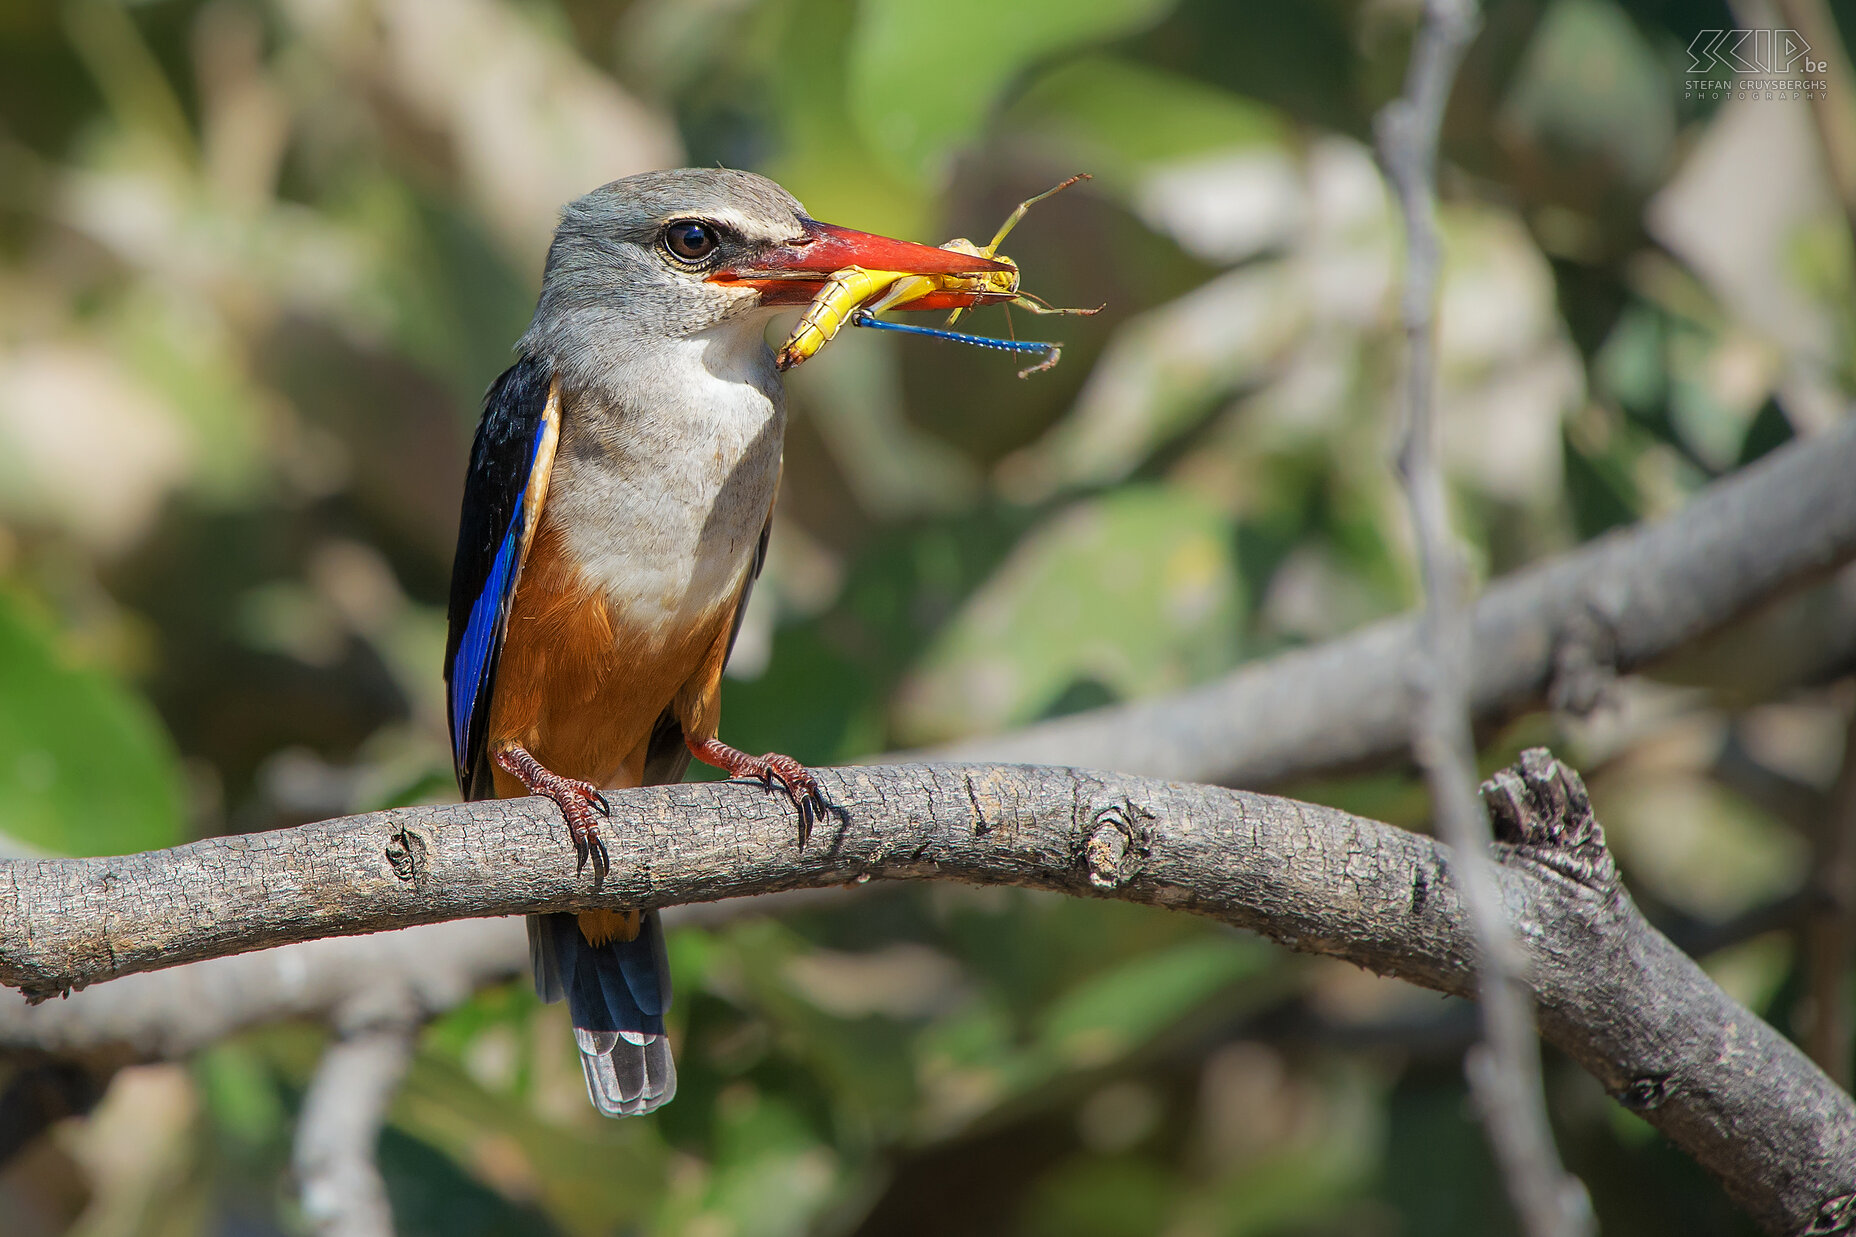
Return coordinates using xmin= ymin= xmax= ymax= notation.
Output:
xmin=0 ymin=585 xmax=184 ymax=855
xmin=2 ymin=0 xmax=1854 ymax=1233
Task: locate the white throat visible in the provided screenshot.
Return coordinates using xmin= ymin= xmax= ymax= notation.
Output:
xmin=545 ymin=315 xmax=786 ymax=641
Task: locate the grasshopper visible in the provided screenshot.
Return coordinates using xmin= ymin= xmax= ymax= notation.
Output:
xmin=775 ymin=174 xmax=1102 ymax=378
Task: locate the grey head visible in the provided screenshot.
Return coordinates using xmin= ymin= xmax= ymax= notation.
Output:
xmin=517 ymin=167 xmax=1017 ymax=401
xmin=519 ymin=168 xmax=813 ymax=389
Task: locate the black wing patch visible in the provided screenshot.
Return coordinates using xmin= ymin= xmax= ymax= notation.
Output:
xmin=445 ymin=353 xmax=556 ymax=799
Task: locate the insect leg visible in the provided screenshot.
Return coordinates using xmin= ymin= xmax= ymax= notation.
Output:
xmin=849 ymin=309 xmax=1062 ymax=378
xmin=948 ymin=173 xmax=1091 ymax=326
xmin=980 ymin=173 xmax=1092 ymax=256
xmin=1010 ymin=292 xmax=1108 ymax=316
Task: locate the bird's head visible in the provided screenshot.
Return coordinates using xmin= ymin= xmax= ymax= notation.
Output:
xmin=522 ymin=168 xmax=1010 ymax=379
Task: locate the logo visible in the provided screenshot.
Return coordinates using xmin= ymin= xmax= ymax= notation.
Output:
xmin=1685 ymin=28 xmax=1828 ymax=100
xmin=1687 ymin=28 xmax=1824 ymax=74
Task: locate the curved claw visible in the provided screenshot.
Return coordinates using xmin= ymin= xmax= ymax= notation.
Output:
xmin=687 ymin=736 xmax=829 ymax=848
xmin=764 ymin=765 xmax=823 ymax=847
xmin=494 ymin=742 xmax=612 ymax=885
xmin=575 ymin=830 xmax=611 ymax=882
xmin=571 ymin=821 xmax=611 ymax=880
xmin=763 ymin=756 xmax=825 ymax=848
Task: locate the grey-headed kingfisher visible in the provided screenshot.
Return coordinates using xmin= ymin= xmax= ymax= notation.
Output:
xmin=444 ymin=169 xmax=1011 ymax=1116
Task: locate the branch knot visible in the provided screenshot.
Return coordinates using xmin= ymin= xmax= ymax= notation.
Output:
xmin=1548 ymin=592 xmax=1622 ymax=716
xmin=1084 ymin=805 xmax=1136 ymax=889
xmin=1616 ymin=1072 xmax=1670 ymax=1112
xmin=385 ymin=825 xmax=427 ymax=883
xmin=1804 ymin=1193 xmax=1856 ymax=1237
xmin=1481 ymin=748 xmax=1614 ymax=890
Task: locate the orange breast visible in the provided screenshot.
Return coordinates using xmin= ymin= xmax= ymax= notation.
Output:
xmin=485 ymin=513 xmax=736 ymax=799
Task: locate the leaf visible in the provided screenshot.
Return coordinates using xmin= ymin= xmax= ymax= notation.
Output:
xmin=1498 ymin=0 xmax=1673 ymax=188
xmin=762 ymin=0 xmax=931 ymax=240
xmin=893 ymin=486 xmax=1242 ymax=744
xmin=1019 ymin=1157 xmax=1177 ymax=1237
xmin=393 ymin=1038 xmax=666 ymax=1233
xmin=997 ymin=262 xmax=1307 ymax=499
xmin=1005 ymin=55 xmax=1288 ymax=189
xmin=847 ymin=0 xmax=1177 ymax=184
xmin=1036 ymin=935 xmax=1271 ymax=1068
xmin=0 ymin=586 xmax=185 ymax=856
xmin=699 ymin=1089 xmax=841 ymax=1235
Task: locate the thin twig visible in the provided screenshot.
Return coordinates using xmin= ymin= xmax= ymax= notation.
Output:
xmin=1659 ymin=889 xmax=1815 ymax=960
xmin=1375 ymin=2 xmax=1593 ymax=1233
xmin=1713 ymin=728 xmax=1831 ymax=838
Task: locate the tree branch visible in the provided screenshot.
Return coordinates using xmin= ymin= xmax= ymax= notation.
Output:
xmin=0 ymin=755 xmax=1851 ymax=1234
xmin=0 ymin=920 xmax=521 ymax=1058
xmin=927 ymin=415 xmax=1856 ymax=785
xmin=0 ymin=891 xmax=831 ymax=1057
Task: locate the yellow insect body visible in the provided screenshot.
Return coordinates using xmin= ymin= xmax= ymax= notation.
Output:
xmin=886 ymin=238 xmax=1023 ymax=313
xmin=773 ymin=247 xmax=1025 ymax=371
xmin=775 ymin=267 xmax=915 ymax=370
xmin=775 ymin=175 xmax=1095 ymax=372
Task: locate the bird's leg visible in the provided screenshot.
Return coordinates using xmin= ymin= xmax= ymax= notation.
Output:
xmin=686 ymin=736 xmax=827 ymax=846
xmin=493 ymin=743 xmax=612 ymax=880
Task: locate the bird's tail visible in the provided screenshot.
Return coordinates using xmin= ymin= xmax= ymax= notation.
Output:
xmin=528 ymin=909 xmax=676 ymax=1116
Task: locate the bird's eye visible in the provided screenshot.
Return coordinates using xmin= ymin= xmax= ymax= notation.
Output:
xmin=664 ymin=220 xmax=720 ymax=263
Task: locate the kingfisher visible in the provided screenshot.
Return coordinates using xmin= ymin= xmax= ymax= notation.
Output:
xmin=444 ymin=169 xmax=1011 ymax=1116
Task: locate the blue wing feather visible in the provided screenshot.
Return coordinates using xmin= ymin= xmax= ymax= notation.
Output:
xmin=449 ymin=520 xmax=522 ymax=757
xmin=444 ymin=354 xmax=554 ymax=798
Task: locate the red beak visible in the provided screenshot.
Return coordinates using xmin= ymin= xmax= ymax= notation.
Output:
xmin=711 ymin=219 xmax=1013 ymax=305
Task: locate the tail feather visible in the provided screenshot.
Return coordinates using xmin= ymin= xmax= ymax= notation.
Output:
xmin=529 ymin=910 xmax=676 ymax=1116
xmin=574 ymin=1027 xmax=677 ymax=1116
xmin=527 ymin=914 xmax=565 ymax=1004
xmin=613 ymin=931 xmax=670 ymax=1018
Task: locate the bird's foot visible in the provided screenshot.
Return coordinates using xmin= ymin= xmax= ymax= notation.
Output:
xmin=687 ymin=736 xmax=827 ymax=846
xmin=494 ymin=743 xmax=612 ymax=880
